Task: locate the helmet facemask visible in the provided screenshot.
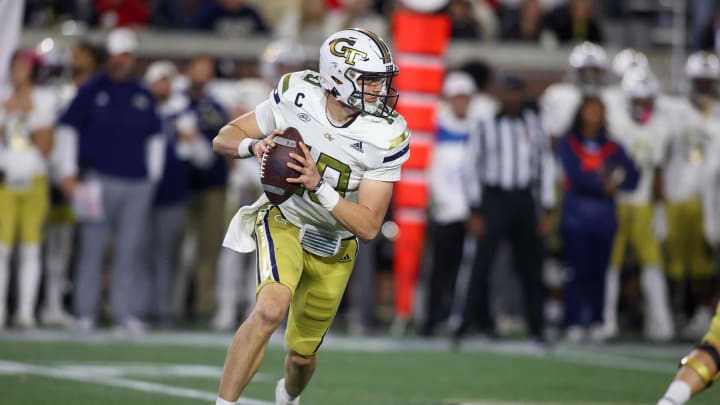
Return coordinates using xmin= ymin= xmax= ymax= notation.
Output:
xmin=344 ymin=68 xmax=399 ymax=118
xmin=630 ymin=97 xmax=654 ymax=124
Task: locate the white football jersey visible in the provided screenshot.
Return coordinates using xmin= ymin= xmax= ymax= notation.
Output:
xmin=256 ymin=70 xmax=410 ymax=238
xmin=661 ymin=95 xmax=711 ymax=202
xmin=608 ymin=105 xmax=671 ymax=205
xmin=540 ymin=82 xmax=617 ymax=138
xmin=0 ymin=86 xmax=55 ymax=186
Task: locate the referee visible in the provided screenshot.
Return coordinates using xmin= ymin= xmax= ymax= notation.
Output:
xmin=454 ymin=74 xmax=555 ymax=343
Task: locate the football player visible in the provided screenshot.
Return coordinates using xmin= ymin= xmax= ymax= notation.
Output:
xmin=604 ymin=48 xmax=649 ymax=116
xmin=663 ymin=52 xmax=720 ymax=339
xmin=0 ymin=50 xmax=55 ymax=329
xmin=540 ymin=41 xmax=610 ymax=141
xmin=212 ymin=29 xmax=409 ymax=405
xmin=603 ymin=66 xmax=674 ymax=342
xmin=657 ymin=303 xmax=720 ymax=404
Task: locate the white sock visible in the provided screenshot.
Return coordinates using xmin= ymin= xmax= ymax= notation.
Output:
xmin=215 ymin=397 xmax=235 ymax=405
xmin=18 ymin=243 xmax=41 ymax=320
xmin=641 ymin=266 xmax=674 ymax=338
xmin=603 ymin=268 xmax=620 ymax=334
xmin=44 ymin=225 xmax=72 ymax=312
xmin=657 ymin=380 xmax=691 ymax=405
xmin=277 ymin=378 xmax=297 ymax=401
xmin=216 ymin=248 xmax=240 ymax=316
xmin=0 ymin=243 xmax=10 ymax=324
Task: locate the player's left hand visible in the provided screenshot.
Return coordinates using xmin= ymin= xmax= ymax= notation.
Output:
xmin=287 ymin=142 xmax=321 ymax=191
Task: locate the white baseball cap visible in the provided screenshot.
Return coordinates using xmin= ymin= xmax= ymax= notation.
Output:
xmin=442 ymin=71 xmax=476 ymax=97
xmin=106 ymin=28 xmax=138 ymax=55
xmin=144 ymin=60 xmax=177 ymax=84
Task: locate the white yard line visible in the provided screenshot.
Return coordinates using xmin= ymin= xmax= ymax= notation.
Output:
xmin=0 ymin=360 xmax=274 ymax=405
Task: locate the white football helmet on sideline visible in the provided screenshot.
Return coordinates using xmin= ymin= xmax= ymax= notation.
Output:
xmin=319 ymin=28 xmax=399 ymax=118
xmin=686 ymin=51 xmax=720 ymax=79
xmin=685 ymin=51 xmax=720 ymax=104
xmin=622 ymin=66 xmax=659 ymax=99
xmin=568 ymin=41 xmax=607 ymax=94
xmin=622 ymin=66 xmax=659 ymax=123
xmin=612 ymin=48 xmax=648 ymax=79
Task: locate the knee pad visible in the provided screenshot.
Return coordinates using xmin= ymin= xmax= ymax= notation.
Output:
xmin=680 ymin=342 xmax=720 ymax=387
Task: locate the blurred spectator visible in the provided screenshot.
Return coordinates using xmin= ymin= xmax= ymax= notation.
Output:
xmin=326 ymin=0 xmax=388 ymax=40
xmin=175 ymin=55 xmax=228 ymax=321
xmin=58 ymin=29 xmax=163 ymax=333
xmin=71 ymin=41 xmax=103 ymax=85
xmin=150 ymin=0 xmax=201 ymax=28
xmin=96 ymin=0 xmax=150 ymax=29
xmin=698 ymin=8 xmax=720 ymax=52
xmin=0 ymin=50 xmax=55 ymax=329
xmin=453 ymin=74 xmax=555 ymax=343
xmin=422 ymin=72 xmax=476 ymax=337
xmin=689 ymin=0 xmax=718 ymax=51
xmin=446 ymin=0 xmax=483 ymax=39
xmin=543 ymin=0 xmax=603 ymax=44
xmin=498 ymin=0 xmax=545 ymax=42
xmin=191 ymin=0 xmax=268 ymax=35
xmin=23 ymin=0 xmax=85 ymax=28
xmin=141 ymin=60 xmax=213 ymax=327
xmin=460 ymin=59 xmax=498 ymax=118
xmin=274 ymin=0 xmax=328 ymax=45
xmin=42 ymin=40 xmax=101 ymax=328
xmin=557 ymin=96 xmax=639 ymax=343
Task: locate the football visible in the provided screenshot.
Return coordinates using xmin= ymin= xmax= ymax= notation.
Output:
xmin=260 ymin=127 xmax=304 ymax=205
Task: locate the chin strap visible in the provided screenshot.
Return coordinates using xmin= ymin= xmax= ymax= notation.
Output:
xmin=680 ymin=342 xmax=720 ymax=387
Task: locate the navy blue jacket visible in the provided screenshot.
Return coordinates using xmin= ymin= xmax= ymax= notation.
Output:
xmin=60 ymin=73 xmax=162 ymax=179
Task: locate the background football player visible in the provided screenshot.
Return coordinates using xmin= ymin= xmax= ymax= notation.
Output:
xmin=0 ymin=50 xmax=55 ymax=329
xmin=212 ymin=29 xmax=410 ymax=405
xmin=663 ymin=51 xmax=719 ymax=339
xmin=603 ymin=66 xmax=674 ymax=342
xmin=540 ymin=41 xmax=610 ymax=142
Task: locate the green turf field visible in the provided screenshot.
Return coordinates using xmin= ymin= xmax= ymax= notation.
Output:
xmin=1 ymin=331 xmax=718 ymax=405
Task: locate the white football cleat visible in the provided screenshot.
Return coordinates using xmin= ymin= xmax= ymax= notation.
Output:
xmin=14 ymin=313 xmax=37 ymax=330
xmin=211 ymin=308 xmax=236 ymax=331
xmin=565 ymin=326 xmax=585 ymax=344
xmin=588 ymin=324 xmax=608 ymax=344
xmin=682 ymin=307 xmax=713 ymax=340
xmin=40 ymin=308 xmax=76 ymax=328
xmin=275 ymin=378 xmax=299 ymax=405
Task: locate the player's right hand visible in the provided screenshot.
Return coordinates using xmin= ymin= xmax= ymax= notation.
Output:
xmin=252 ymin=130 xmax=283 ymax=162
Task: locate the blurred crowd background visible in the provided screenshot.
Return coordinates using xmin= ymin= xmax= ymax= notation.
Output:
xmin=1 ymin=0 xmax=720 ymax=347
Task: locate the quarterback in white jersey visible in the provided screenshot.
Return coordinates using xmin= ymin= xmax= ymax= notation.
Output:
xmin=212 ymin=29 xmax=409 ymax=405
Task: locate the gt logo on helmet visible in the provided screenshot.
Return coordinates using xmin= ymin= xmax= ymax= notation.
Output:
xmin=329 ymin=38 xmax=369 ymax=66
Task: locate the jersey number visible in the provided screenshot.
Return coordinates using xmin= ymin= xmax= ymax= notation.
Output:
xmin=294 ymin=147 xmax=352 ymax=201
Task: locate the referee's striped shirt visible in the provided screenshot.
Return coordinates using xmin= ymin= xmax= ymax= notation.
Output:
xmin=465 ymin=104 xmax=556 ymax=210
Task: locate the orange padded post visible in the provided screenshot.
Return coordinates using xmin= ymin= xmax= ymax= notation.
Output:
xmin=391 ymin=11 xmax=450 ymax=320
